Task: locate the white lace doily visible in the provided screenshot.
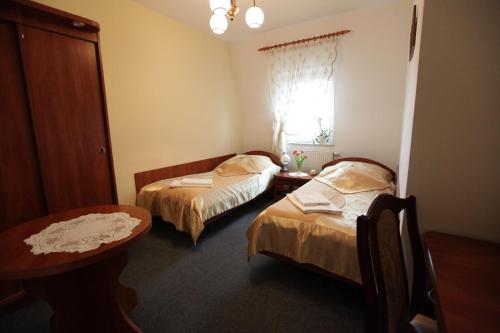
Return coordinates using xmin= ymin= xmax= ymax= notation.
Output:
xmin=24 ymin=212 xmax=141 ymax=255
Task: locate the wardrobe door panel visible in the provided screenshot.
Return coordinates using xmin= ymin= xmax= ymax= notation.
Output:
xmin=0 ymin=20 xmax=46 ymax=306
xmin=20 ymin=26 xmax=115 ymax=213
xmin=0 ymin=21 xmax=47 ymax=229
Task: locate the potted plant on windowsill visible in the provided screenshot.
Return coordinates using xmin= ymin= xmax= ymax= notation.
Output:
xmin=313 ymin=117 xmax=331 ymax=145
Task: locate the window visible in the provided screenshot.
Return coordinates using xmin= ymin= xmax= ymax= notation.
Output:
xmin=285 ymin=75 xmax=334 ymax=145
xmin=267 ymin=39 xmax=338 ymax=154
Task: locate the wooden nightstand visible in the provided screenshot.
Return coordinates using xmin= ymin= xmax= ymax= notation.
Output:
xmin=273 ymin=172 xmax=314 ymax=200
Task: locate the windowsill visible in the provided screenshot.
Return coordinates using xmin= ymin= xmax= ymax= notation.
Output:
xmin=288 ymin=142 xmax=334 ymax=147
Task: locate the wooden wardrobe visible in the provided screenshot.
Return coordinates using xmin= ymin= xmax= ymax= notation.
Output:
xmin=0 ymin=0 xmax=117 ymax=306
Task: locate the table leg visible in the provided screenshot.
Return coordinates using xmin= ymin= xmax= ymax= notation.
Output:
xmin=117 ymin=281 xmax=138 ymax=314
xmin=22 ymin=251 xmax=141 ymax=333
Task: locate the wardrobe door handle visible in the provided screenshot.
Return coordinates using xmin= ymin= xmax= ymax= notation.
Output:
xmin=99 ymin=146 xmax=107 ymax=154
xmin=427 ymin=289 xmax=437 ymax=305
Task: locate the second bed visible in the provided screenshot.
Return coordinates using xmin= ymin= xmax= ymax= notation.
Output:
xmin=247 ymin=158 xmax=396 ymax=284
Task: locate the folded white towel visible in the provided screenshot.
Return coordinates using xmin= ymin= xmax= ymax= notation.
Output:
xmin=292 ymin=191 xmax=331 ymax=206
xmin=181 ymin=178 xmax=213 ymax=185
xmin=170 ymin=180 xmax=213 ymax=188
xmin=286 ymin=194 xmax=342 ymax=215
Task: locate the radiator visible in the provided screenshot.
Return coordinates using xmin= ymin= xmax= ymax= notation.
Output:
xmin=287 ymin=145 xmax=336 ymax=172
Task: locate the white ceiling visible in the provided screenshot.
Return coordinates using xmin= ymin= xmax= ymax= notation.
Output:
xmin=135 ymin=0 xmax=399 ymax=42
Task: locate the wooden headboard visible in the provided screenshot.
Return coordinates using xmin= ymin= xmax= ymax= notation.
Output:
xmin=244 ymin=150 xmax=283 ymax=167
xmin=134 ymin=153 xmax=236 ymax=193
xmin=134 ymin=151 xmax=282 ymax=193
xmin=322 ymin=157 xmax=397 ymax=183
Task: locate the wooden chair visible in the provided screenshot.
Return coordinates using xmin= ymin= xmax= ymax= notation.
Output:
xmin=357 ymin=194 xmax=437 ymax=333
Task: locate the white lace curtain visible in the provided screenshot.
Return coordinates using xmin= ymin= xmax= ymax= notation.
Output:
xmin=267 ymin=38 xmax=338 ymax=155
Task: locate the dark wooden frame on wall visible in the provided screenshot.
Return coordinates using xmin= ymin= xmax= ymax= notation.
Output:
xmin=134 ymin=151 xmax=282 ymax=228
xmin=258 ymin=157 xmax=397 ymax=286
xmin=409 ymin=4 xmax=418 ymax=61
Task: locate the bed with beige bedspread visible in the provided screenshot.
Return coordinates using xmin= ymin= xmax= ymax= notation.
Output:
xmin=247 ymin=160 xmax=395 ymax=284
xmin=137 ymin=155 xmax=281 ymax=243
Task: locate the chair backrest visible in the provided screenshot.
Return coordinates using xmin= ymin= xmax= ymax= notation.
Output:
xmin=357 ymin=194 xmax=426 ymax=333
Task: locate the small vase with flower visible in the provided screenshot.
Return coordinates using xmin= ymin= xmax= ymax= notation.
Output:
xmin=290 ymin=150 xmax=308 ymax=177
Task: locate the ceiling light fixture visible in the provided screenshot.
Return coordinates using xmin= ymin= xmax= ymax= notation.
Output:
xmin=245 ymin=1 xmax=264 ymax=28
xmin=210 ymin=14 xmax=228 ymax=35
xmin=209 ymin=0 xmax=264 ymax=35
xmin=209 ymin=0 xmax=230 ymax=16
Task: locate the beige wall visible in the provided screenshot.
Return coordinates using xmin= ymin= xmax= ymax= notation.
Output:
xmin=398 ymin=0 xmax=424 ymax=198
xmin=397 ymin=0 xmax=425 ymax=290
xmin=230 ymin=1 xmax=411 ymax=170
xmin=402 ymin=0 xmax=500 ymax=241
xmin=36 ymin=0 xmax=242 ymax=205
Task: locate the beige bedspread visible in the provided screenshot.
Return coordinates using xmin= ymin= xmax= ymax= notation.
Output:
xmin=137 ymin=165 xmax=280 ymax=243
xmin=247 ymin=179 xmax=393 ymax=283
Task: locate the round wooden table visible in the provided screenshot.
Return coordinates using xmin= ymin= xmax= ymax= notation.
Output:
xmin=0 ymin=205 xmax=151 ymax=333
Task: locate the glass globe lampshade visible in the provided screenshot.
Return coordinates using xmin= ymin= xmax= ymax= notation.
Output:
xmin=210 ymin=0 xmax=231 ymax=16
xmin=245 ymin=6 xmax=264 ymax=29
xmin=210 ymin=14 xmax=228 ymax=35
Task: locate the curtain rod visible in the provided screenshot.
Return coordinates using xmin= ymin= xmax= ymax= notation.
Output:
xmin=258 ymin=29 xmax=351 ymax=52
